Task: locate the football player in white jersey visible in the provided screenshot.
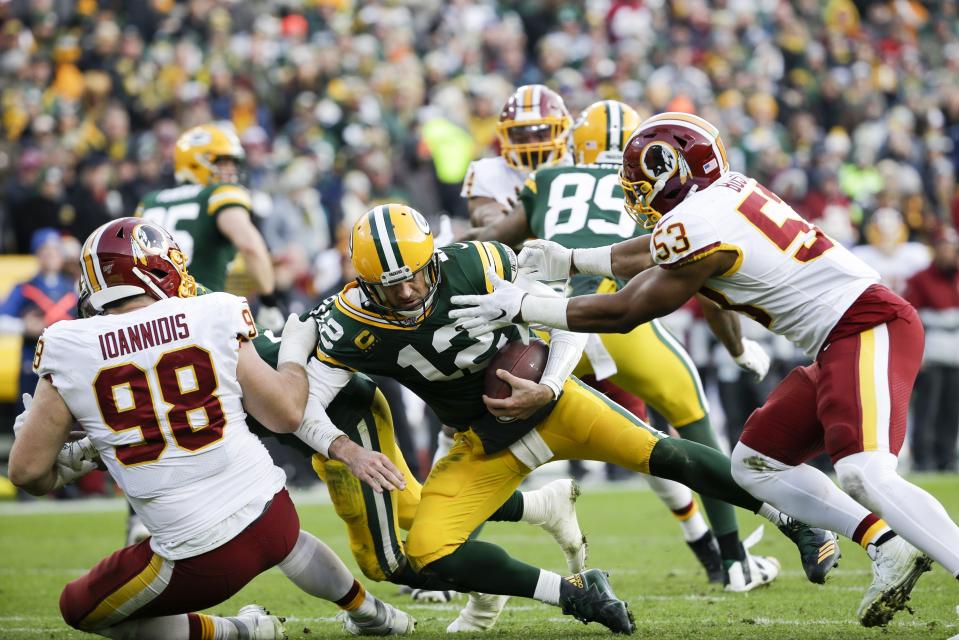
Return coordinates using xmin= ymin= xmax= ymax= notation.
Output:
xmin=9 ymin=218 xmax=414 ymax=639
xmin=450 ymin=112 xmax=959 ymax=627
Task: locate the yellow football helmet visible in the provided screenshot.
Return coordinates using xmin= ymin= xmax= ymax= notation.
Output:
xmin=173 ymin=123 xmax=245 ymax=185
xmin=350 ymin=204 xmax=440 ymax=324
xmin=496 ymin=84 xmax=573 ymax=173
xmin=572 ymin=100 xmax=641 ymax=165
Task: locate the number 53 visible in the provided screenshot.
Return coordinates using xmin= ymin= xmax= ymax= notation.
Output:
xmin=651 ymin=223 xmax=690 ymax=261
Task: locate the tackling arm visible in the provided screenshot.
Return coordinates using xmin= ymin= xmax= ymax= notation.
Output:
xmin=459 ymin=199 xmax=531 ymax=249
xmin=8 ymin=378 xmax=77 ymax=495
xmin=468 ymin=195 xmax=511 ymax=228
xmin=608 ymin=236 xmax=656 ymax=280
xmin=698 ymin=294 xmax=744 ymax=357
xmin=237 ymin=340 xmax=308 ymax=432
xmin=217 ymin=207 xmax=276 ymax=295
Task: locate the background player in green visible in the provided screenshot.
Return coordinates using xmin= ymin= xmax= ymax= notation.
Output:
xmin=461 ymin=101 xmax=819 ymax=589
xmin=135 ymin=122 xmax=283 ymax=328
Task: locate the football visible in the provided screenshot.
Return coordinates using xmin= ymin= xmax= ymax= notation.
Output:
xmin=483 ymin=339 xmax=549 ymax=399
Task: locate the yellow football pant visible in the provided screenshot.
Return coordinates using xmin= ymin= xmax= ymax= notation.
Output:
xmin=312 ymin=388 xmax=421 ymax=581
xmin=406 ymin=377 xmax=665 ymax=569
xmin=574 ymin=318 xmax=708 ymax=428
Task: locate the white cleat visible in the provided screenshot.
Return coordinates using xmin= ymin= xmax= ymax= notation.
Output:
xmin=126 ymin=514 xmax=150 ymax=546
xmin=858 ymin=536 xmax=932 ymax=627
xmin=235 ymin=604 xmax=287 ymax=640
xmin=338 ymin=599 xmax=416 ymax=636
xmin=446 ymin=593 xmax=509 ymax=632
xmin=536 ymin=479 xmax=588 ymax=574
xmin=724 ymin=525 xmax=780 ymax=592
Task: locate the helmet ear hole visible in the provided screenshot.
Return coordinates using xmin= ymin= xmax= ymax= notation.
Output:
xmin=149 ymin=268 xmax=168 ymax=279
xmin=116 ymin=228 xmax=125 ymax=239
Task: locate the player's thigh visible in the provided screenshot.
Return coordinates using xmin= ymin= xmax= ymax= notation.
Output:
xmin=406 ymin=431 xmax=528 ymax=570
xmin=369 ymin=388 xmax=422 ymax=530
xmin=64 ymin=490 xmax=299 ymax=631
xmin=603 ymin=320 xmax=708 ymax=427
xmin=539 ymin=377 xmax=665 ymax=474
xmin=739 ymin=365 xmax=824 ymax=466
xmin=818 ymin=317 xmax=924 ymax=463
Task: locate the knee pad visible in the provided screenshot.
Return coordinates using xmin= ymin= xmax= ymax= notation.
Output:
xmin=729 ymin=442 xmax=791 ymax=491
xmin=834 ymin=452 xmax=898 ymax=513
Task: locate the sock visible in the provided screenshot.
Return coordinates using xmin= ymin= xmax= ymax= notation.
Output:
xmin=648 ymin=437 xmax=763 ymax=512
xmin=678 ymin=418 xmax=742 ymax=536
xmin=717 ymin=531 xmax=746 ymax=564
xmin=425 ymin=540 xmax=540 ymax=597
xmin=488 ymin=491 xmax=524 ymax=522
xmin=851 ymin=513 xmax=893 ymax=550
xmin=670 ymin=500 xmax=710 ymax=542
xmin=335 ymin=580 xmax=378 ymax=621
xmin=730 ymin=442 xmax=875 ymax=540
xmin=645 ymin=474 xmax=708 ymax=541
xmin=278 ymin=530 xmax=359 ymax=601
xmin=101 ymin=615 xmax=191 ymax=640
xmin=519 ymin=488 xmax=548 ymax=525
xmin=532 ymin=570 xmax=562 ymax=605
xmin=836 ymin=451 xmax=959 ymax=575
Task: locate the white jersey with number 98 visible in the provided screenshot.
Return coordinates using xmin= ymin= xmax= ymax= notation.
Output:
xmin=649 ymin=172 xmax=879 ymax=357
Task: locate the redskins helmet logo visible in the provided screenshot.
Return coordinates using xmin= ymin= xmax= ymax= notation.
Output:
xmin=131 ymin=223 xmax=169 ymax=265
xmin=639 ymin=142 xmax=678 ymax=182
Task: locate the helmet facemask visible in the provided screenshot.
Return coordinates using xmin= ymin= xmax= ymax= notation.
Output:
xmin=498 ymin=119 xmax=570 ymax=172
xmin=356 ymin=254 xmax=441 ymax=327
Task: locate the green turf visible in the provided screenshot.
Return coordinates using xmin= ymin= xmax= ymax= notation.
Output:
xmin=1 ymin=476 xmax=957 ymax=639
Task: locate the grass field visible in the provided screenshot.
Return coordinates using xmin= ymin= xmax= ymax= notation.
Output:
xmin=1 ymin=476 xmax=957 ymax=639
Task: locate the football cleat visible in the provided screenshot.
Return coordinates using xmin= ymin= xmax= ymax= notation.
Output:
xmin=858 ymin=536 xmax=932 ymax=628
xmin=559 ymin=569 xmax=635 ymax=635
xmin=234 ymin=604 xmax=287 ymax=640
xmin=400 ymin=585 xmax=458 ymax=603
xmin=447 ymin=593 xmax=509 ymax=632
xmin=338 ymin=599 xmax=415 ymax=636
xmin=723 ymin=553 xmax=781 ymax=592
xmin=126 ymin=514 xmax=151 ymax=546
xmin=776 ymin=514 xmax=841 ymax=584
xmin=536 ymin=479 xmax=588 ymax=574
xmin=687 ymin=530 xmax=724 ymax=584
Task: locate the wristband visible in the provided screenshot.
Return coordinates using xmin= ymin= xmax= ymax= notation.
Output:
xmin=520 ymin=295 xmax=569 ymax=330
xmin=572 ymin=246 xmax=613 ymax=277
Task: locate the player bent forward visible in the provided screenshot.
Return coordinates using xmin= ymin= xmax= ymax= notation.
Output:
xmin=451 ymin=112 xmax=959 ymax=627
xmin=9 ymin=218 xmax=413 ymax=640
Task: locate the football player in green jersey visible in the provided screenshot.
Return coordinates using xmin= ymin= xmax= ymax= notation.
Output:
xmin=299 ymin=203 xmax=837 ymax=635
xmin=459 ymin=100 xmax=828 ymax=589
xmin=135 ymin=123 xmax=282 ymax=327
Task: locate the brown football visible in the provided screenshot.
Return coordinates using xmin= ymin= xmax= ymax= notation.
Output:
xmin=483 ymin=339 xmax=549 ymax=399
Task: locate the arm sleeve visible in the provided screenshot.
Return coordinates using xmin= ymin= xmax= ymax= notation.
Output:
xmin=297 ymin=358 xmax=354 ymax=457
xmin=514 ymin=274 xmax=586 ymax=398
xmin=650 ymin=211 xmax=725 ymax=270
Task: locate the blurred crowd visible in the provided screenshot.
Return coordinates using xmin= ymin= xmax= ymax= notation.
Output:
xmin=1 ymin=0 xmax=958 ymax=486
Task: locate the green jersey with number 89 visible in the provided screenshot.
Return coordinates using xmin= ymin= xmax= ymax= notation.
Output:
xmin=136 ymin=182 xmax=254 ymax=292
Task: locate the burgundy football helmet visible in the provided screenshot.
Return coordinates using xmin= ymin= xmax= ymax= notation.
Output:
xmin=496 ymin=84 xmax=573 ymax=173
xmin=79 ymin=217 xmax=196 ymax=312
xmin=620 ymin=112 xmax=729 ymax=228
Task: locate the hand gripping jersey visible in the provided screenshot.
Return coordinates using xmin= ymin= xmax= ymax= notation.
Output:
xmin=650 ymin=172 xmax=879 ymax=356
xmin=460 ymin=156 xmax=526 ymax=207
xmin=313 ymin=241 xmax=556 ymax=454
xmin=34 ymin=292 xmax=285 ymax=559
xmin=136 ymin=183 xmax=254 ymax=292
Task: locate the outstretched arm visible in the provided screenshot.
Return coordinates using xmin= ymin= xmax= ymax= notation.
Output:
xmin=9 ymin=378 xmax=75 ymax=495
xmin=459 ymin=199 xmax=531 ymax=249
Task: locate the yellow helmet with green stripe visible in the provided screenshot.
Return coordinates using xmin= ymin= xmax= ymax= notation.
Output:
xmin=350 ymin=204 xmax=440 ymax=324
xmin=173 ymin=122 xmax=245 ymax=186
xmin=571 ymin=100 xmax=641 ymax=165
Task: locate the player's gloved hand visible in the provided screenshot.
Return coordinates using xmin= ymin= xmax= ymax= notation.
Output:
xmin=450 ymin=268 xmax=528 ymax=340
xmin=329 ymin=436 xmax=407 ymax=494
xmin=12 ymin=393 xmax=32 ymax=437
xmin=277 ymin=313 xmax=319 ymax=367
xmin=52 ymin=459 xmax=99 ymax=491
xmin=256 ymin=292 xmax=286 ymax=333
xmin=57 ymin=436 xmax=100 ymax=471
xmin=734 ymin=338 xmax=771 ymax=382
xmin=518 ymin=239 xmax=572 ymax=281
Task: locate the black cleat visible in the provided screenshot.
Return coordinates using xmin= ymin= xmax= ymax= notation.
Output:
xmin=777 ymin=516 xmax=841 ymax=584
xmin=687 ymin=530 xmax=724 ymax=584
xmin=560 ymin=569 xmax=635 ymax=635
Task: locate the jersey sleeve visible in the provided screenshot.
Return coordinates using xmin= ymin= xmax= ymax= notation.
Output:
xmin=461 ymin=159 xmax=510 ymax=202
xmin=650 ymin=211 xmax=725 ymax=270
xmin=207 ymin=184 xmax=253 ymax=216
xmin=460 ymin=162 xmax=478 ymax=199
xmin=517 ymin=173 xmax=538 ymax=221
xmin=206 ymin=292 xmax=258 ymax=341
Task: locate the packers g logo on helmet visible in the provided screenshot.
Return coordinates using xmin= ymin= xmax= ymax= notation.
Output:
xmin=173 ymin=122 xmax=245 ymax=186
xmin=571 ymin=100 xmax=641 ymax=165
xmin=350 ymin=204 xmax=441 ymax=325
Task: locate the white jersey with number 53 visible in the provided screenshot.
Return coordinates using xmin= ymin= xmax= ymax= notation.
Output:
xmin=33 ymin=292 xmax=285 ymax=558
xmin=650 ymin=172 xmax=879 ymax=356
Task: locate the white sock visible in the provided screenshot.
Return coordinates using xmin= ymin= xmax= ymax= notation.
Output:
xmin=646 ymin=475 xmax=708 ymax=541
xmin=533 ymin=570 xmax=562 ymax=605
xmin=731 ymin=442 xmax=873 ymax=540
xmin=433 ymin=430 xmax=455 ymax=467
xmin=519 ymin=488 xmax=549 ymax=525
xmin=99 ymin=615 xmax=190 ymax=640
xmin=278 ymin=530 xmax=359 ymax=601
xmin=757 ymin=502 xmax=783 ymax=524
xmin=835 ymin=451 xmax=959 ymax=575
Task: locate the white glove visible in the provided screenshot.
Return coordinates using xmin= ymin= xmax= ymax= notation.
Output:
xmin=433 ymin=214 xmax=454 ymax=247
xmin=13 ymin=393 xmax=32 ymax=437
xmin=52 ymin=459 xmax=99 ymax=491
xmin=449 ymin=268 xmax=529 ymax=341
xmin=734 ymin=338 xmax=771 ymax=382
xmin=57 ymin=436 xmax=100 ymax=471
xmin=277 ymin=313 xmax=319 ymax=367
xmin=256 ymin=305 xmax=286 ymax=333
xmin=518 ymin=239 xmax=572 ymax=281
